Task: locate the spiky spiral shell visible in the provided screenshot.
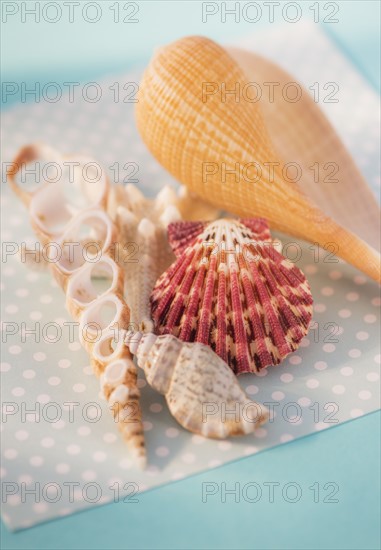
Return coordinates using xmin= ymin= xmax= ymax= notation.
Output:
xmin=126 ymin=331 xmax=268 ymax=438
xmin=151 ymin=218 xmax=313 ymax=374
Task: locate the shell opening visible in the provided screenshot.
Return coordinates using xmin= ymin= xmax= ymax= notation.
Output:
xmin=80 ymin=294 xmax=127 ymax=342
xmin=30 ymin=183 xmax=73 ymax=236
xmin=67 ymin=257 xmax=119 ymax=307
xmin=103 ymin=360 xmax=128 ymax=386
xmin=7 ymin=144 xmax=62 ymax=202
xmin=54 ymin=210 xmax=113 ymax=274
xmin=27 ymin=155 xmax=107 ymax=237
xmin=93 ymin=329 xmax=127 ymax=363
xmin=66 ymin=156 xmax=107 ymax=208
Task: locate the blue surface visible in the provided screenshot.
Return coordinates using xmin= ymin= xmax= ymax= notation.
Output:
xmin=1 ymin=2 xmax=380 ymax=548
xmin=1 ymin=412 xmax=380 ymax=549
xmin=1 ymin=0 xmax=380 ymax=110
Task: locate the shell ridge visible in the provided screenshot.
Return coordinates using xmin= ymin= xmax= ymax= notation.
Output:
xmin=195 ymin=253 xmax=218 ymax=345
xmin=260 ymin=245 xmax=313 ymax=333
xmin=151 ymin=217 xmax=313 ymax=373
xmin=168 ymin=220 xmax=208 ymax=256
xmin=239 ymin=260 xmax=272 ymax=372
xmin=240 ymin=245 xmax=276 ymax=370
xmin=252 ymin=257 xmax=291 ymax=360
xmin=258 ymin=258 xmax=304 ymax=349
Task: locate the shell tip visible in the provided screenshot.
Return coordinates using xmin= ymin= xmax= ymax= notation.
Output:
xmin=135 ymin=451 xmax=147 ymax=470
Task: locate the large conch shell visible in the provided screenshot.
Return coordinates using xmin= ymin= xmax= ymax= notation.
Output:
xmin=151 ymin=218 xmax=313 ymax=374
xmin=7 ymin=145 xmax=146 ymax=468
xmin=135 ymin=36 xmax=381 ymax=283
xmin=126 ymin=331 xmax=268 ymax=438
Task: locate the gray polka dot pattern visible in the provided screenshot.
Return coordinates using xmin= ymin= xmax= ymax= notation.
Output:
xmin=1 ymin=22 xmax=380 ymax=530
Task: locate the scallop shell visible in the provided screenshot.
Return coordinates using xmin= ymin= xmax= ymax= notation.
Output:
xmin=136 ymin=36 xmax=381 ymax=283
xmin=151 ymin=218 xmax=313 ymax=374
xmin=126 ymin=331 xmax=268 ymax=438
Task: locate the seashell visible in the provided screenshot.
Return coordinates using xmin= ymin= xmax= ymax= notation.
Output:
xmin=125 ymin=331 xmax=268 ymax=438
xmin=8 ymin=144 xmax=109 ymax=243
xmin=8 ymin=147 xmax=146 ymax=469
xmin=51 ymin=208 xmax=117 ymax=289
xmin=99 ymin=356 xmax=145 ymax=469
xmin=93 ymin=328 xmax=129 ymax=367
xmin=79 ymin=293 xmax=130 ymax=353
xmin=136 ymin=36 xmax=381 ymax=283
xmin=7 ymin=143 xmax=63 ymax=206
xmin=106 ymin=182 xmax=221 ymax=331
xmin=151 ymin=218 xmax=313 ymax=374
xmin=66 ymin=256 xmax=125 ymax=319
xmin=175 ymin=185 xmax=221 ymax=222
xmin=112 ymin=184 xmax=183 ymax=332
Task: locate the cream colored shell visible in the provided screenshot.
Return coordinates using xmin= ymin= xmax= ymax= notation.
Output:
xmin=8 ymin=145 xmax=146 ymax=469
xmin=126 ymin=331 xmax=268 ymax=438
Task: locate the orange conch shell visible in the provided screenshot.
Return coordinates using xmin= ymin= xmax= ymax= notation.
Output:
xmin=135 ymin=36 xmax=381 ymax=283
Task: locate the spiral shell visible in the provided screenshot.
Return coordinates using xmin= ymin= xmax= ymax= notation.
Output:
xmin=8 ymin=145 xmax=146 ymax=469
xmin=136 ymin=36 xmax=381 ymax=282
xmin=8 ymin=144 xmax=109 ymax=245
xmin=126 ymin=331 xmax=268 ymax=438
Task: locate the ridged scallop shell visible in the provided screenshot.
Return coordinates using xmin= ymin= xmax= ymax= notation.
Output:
xmin=126 ymin=331 xmax=268 ymax=438
xmin=151 ymin=218 xmax=313 ymax=374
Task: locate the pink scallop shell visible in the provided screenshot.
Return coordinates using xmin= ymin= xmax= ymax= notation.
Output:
xmin=151 ymin=218 xmax=313 ymax=374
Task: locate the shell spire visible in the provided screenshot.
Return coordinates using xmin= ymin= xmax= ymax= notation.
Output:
xmin=8 ymin=145 xmax=146 ymax=469
xmin=126 ymin=331 xmax=268 ymax=438
xmin=151 ymin=218 xmax=313 ymax=374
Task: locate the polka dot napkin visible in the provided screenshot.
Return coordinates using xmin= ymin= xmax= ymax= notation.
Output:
xmin=1 ymin=21 xmax=380 ymax=530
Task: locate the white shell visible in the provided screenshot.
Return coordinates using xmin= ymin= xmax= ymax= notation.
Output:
xmin=8 ymin=145 xmax=109 ymax=242
xmin=66 ymin=256 xmax=124 ymax=318
xmin=8 ymin=145 xmax=224 ymax=467
xmin=126 ymin=331 xmax=268 ymax=439
xmin=8 ymin=146 xmax=146 ymax=469
xmin=51 ymin=208 xmax=117 ymax=288
xmin=113 ymin=185 xmax=181 ymax=331
xmin=93 ymin=328 xmax=128 ymax=365
xmin=79 ymin=293 xmax=129 ymax=352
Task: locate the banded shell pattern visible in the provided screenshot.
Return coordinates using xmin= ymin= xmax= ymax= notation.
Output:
xmin=126 ymin=331 xmax=268 ymax=438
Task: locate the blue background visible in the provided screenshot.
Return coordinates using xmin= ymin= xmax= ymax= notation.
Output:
xmin=1 ymin=1 xmax=380 ymax=548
